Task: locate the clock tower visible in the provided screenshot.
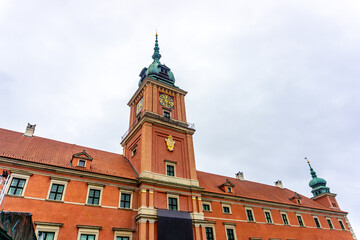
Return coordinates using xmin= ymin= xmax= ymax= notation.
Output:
xmin=121 ymin=34 xmax=198 ymax=186
xmin=121 ymin=34 xmax=203 ymax=239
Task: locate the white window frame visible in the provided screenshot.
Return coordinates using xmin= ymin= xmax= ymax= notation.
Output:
xmin=47 ymin=180 xmax=68 ymax=201
xmin=280 ymin=212 xmax=290 ymax=225
xmin=165 ymin=162 xmax=176 ymax=177
xmin=35 ymin=223 xmax=61 ymax=240
xmin=326 ymin=217 xmax=334 ymax=229
xmin=338 ymin=218 xmax=346 ymax=230
xmin=222 ymin=203 xmax=232 ymax=214
xmin=6 ymin=173 xmax=31 ymax=197
xmin=167 ymin=194 xmax=180 ymax=211
xmin=86 ymin=185 xmax=103 ymax=206
xmin=245 ymin=207 xmax=255 ymax=222
xmin=77 ymin=227 xmax=100 ymax=240
xmin=78 ymin=159 xmax=87 ymax=167
xmin=204 ymin=224 xmax=216 ymax=240
xmin=224 ymin=225 xmax=237 ymax=240
xmin=202 ymin=201 xmax=212 ymax=212
xmin=119 ymin=190 xmax=133 ymax=209
xmin=264 ymin=209 xmax=273 ymax=224
xmin=114 ymin=229 xmax=133 ymax=240
xmin=296 ymin=214 xmax=305 ymax=227
xmin=313 ymin=216 xmax=322 ymax=228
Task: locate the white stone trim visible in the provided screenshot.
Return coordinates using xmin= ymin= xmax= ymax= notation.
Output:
xmin=222 ymin=203 xmax=232 ymax=214
xmin=47 ymin=179 xmax=68 ymax=201
xmin=114 ymin=230 xmax=133 ymax=240
xmin=77 ymin=227 xmax=99 ymax=240
xmin=165 ymin=162 xmax=176 ymax=177
xmin=245 ymin=207 xmax=255 ymax=222
xmin=119 ymin=189 xmax=133 ymax=209
xmin=224 ymin=225 xmax=237 ymax=240
xmin=6 ymin=173 xmax=30 ymax=197
xmin=264 ymin=209 xmax=273 ymax=224
xmin=202 ymin=201 xmax=212 ymax=212
xmin=86 ymin=185 xmax=103 ymax=206
xmin=167 ymin=194 xmax=180 ymax=211
xmin=35 ymin=224 xmax=60 ymax=240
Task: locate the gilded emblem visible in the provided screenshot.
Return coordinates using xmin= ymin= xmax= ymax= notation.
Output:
xmin=165 ymin=135 xmax=175 ymax=152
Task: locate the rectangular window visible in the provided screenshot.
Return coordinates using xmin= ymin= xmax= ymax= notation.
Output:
xmin=120 ymin=193 xmax=131 ymax=208
xmin=264 ymin=211 xmax=272 ymax=224
xmin=38 ymin=231 xmax=55 ymax=240
xmin=116 ymin=237 xmax=130 ymax=240
xmin=163 ymin=110 xmax=170 ymax=119
xmin=87 ymin=189 xmax=101 ymax=205
xmin=203 ymin=203 xmax=211 ymax=211
xmin=80 ymin=234 xmax=95 ymax=240
xmin=168 ymin=197 xmax=178 ymax=211
xmin=314 ymin=217 xmax=321 ymax=228
xmin=297 ymin=215 xmax=304 ymax=227
xmin=327 ymin=218 xmax=334 ymax=229
xmin=226 ymin=228 xmax=235 ymax=240
xmin=78 ymin=160 xmax=86 ymax=167
xmin=246 ymin=209 xmax=254 ymax=222
xmin=339 ymin=220 xmax=345 ymax=230
xmin=281 ymin=213 xmax=289 ymax=225
xmin=223 ymin=206 xmax=230 ymax=214
xmin=8 ymin=177 xmax=26 ymax=196
xmin=166 ymin=165 xmax=175 ymax=176
xmin=48 ymin=184 xmax=64 ymax=201
xmin=227 ymin=187 xmax=232 ymax=193
xmin=205 ymin=227 xmax=214 ymax=240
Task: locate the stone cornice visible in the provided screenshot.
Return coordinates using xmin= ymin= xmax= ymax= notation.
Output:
xmin=121 ymin=111 xmax=195 ymax=146
xmin=138 ymin=171 xmax=203 ymax=192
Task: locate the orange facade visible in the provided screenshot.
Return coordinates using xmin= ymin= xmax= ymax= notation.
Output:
xmin=0 ymin=36 xmax=356 ymax=240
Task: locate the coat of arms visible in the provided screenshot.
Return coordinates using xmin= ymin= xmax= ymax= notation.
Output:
xmin=165 ymin=135 xmax=175 ymax=152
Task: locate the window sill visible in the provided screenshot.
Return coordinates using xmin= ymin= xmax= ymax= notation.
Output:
xmin=223 ymin=212 xmax=232 ymax=215
xmin=45 ymin=199 xmax=64 ymax=203
xmin=247 ymin=221 xmax=256 ymax=223
xmin=5 ymin=194 xmax=24 ymax=198
xmin=203 ymin=210 xmax=212 ymax=213
xmin=266 ymin=222 xmax=274 ymax=225
xmin=85 ymin=203 xmax=101 ymax=207
xmin=118 ymin=207 xmax=133 ymax=211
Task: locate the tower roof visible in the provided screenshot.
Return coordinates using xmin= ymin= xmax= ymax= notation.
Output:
xmin=306 ymin=158 xmax=330 ymax=197
xmin=138 ymin=34 xmax=176 ymax=87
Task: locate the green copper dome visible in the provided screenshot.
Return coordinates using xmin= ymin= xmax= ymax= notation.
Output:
xmin=306 ymin=159 xmax=330 ymax=197
xmin=138 ymin=34 xmax=176 ymax=87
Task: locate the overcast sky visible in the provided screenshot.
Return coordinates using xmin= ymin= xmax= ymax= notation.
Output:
xmin=0 ymin=0 xmax=359 ymax=237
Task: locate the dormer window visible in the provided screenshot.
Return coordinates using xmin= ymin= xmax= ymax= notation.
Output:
xmin=78 ymin=160 xmax=86 ymax=167
xmin=71 ymin=149 xmax=93 ymax=170
xmin=161 ymin=67 xmax=168 ymax=74
xmin=218 ymin=179 xmax=235 ymax=194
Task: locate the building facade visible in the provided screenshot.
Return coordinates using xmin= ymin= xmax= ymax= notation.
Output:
xmin=0 ymin=35 xmax=356 ymax=240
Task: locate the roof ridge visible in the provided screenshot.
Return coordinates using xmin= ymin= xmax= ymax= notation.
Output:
xmin=0 ymin=128 xmax=123 ymax=156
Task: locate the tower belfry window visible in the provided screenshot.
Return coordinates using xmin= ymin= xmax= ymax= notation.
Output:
xmin=163 ymin=110 xmax=170 ymax=119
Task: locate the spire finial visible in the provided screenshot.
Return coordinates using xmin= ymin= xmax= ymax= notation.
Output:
xmin=306 ymin=157 xmax=317 ymax=178
xmin=152 ymin=32 xmax=161 ymax=61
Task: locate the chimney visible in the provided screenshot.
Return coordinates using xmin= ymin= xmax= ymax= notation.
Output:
xmin=235 ymin=171 xmax=244 ymax=181
xmin=24 ymin=123 xmax=36 ymax=137
xmin=275 ymin=180 xmax=283 ymax=189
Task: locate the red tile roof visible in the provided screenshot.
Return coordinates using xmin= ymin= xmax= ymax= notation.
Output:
xmin=197 ymin=170 xmax=343 ymax=212
xmin=0 ymin=128 xmax=138 ymax=180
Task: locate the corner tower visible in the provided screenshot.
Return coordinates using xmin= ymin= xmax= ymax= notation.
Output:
xmin=121 ymin=34 xmax=198 ymax=187
xmin=306 ymin=159 xmax=340 ymax=210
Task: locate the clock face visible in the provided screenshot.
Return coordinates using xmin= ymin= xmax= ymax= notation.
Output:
xmin=159 ymin=94 xmax=174 ymax=108
xmin=136 ymin=98 xmax=143 ymax=115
